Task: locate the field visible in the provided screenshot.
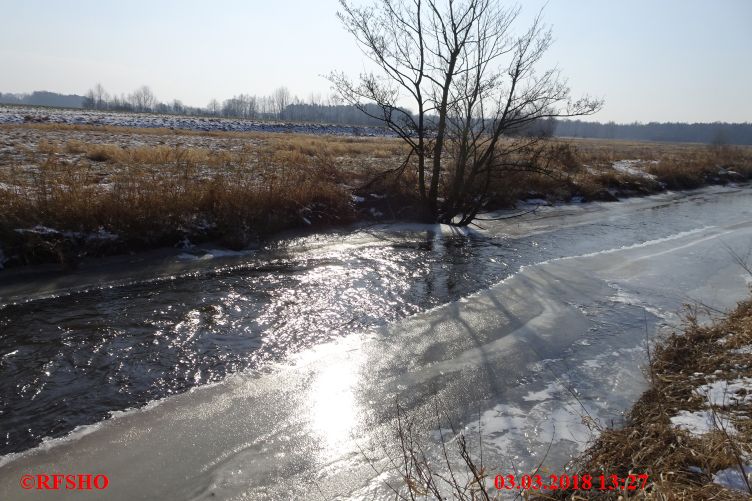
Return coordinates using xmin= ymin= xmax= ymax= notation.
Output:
xmin=1 ymin=122 xmax=751 ymax=267
xmin=0 ymin=104 xmax=385 ymax=136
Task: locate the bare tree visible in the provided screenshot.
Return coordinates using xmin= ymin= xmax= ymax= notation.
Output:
xmin=258 ymin=95 xmax=275 ymax=117
xmin=83 ymin=83 xmax=108 ymax=110
xmin=221 ymin=94 xmax=257 ymax=118
xmin=207 ymin=99 xmax=221 ymax=115
xmin=308 ymin=92 xmax=323 ymax=106
xmin=93 ymin=83 xmax=108 ymax=109
xmin=272 ymin=86 xmax=291 ymax=118
xmin=129 ymin=85 xmax=156 ymax=112
xmin=330 ymin=0 xmax=601 ymax=224
xmin=172 ymin=99 xmax=185 ymax=114
xmin=240 ymin=93 xmax=258 ymax=119
xmin=83 ymin=89 xmax=97 ymax=109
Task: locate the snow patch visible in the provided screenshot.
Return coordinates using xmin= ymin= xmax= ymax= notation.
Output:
xmin=86 ymin=228 xmax=119 ymax=241
xmin=712 ymin=464 xmax=752 ymax=493
xmin=730 ymin=345 xmax=752 ymax=355
xmin=696 ymin=378 xmax=752 ymax=407
xmin=717 ymin=333 xmax=736 ymax=345
xmin=670 ymin=410 xmax=737 ymax=436
xmin=176 ymin=249 xmax=252 ymax=261
xmin=612 ymin=159 xmax=658 ymax=180
xmin=519 ymin=198 xmax=549 ymax=207
xmin=15 ymin=225 xmax=61 ymax=236
xmin=0 ymin=182 xmax=22 ymax=194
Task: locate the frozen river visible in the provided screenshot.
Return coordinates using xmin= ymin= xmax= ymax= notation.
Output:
xmin=1 ymin=185 xmax=751 ymax=499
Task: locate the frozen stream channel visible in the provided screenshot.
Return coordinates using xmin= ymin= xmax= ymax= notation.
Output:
xmin=1 ymin=185 xmax=752 ymax=499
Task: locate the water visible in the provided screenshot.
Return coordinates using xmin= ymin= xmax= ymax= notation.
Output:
xmin=1 ymin=185 xmax=750 ymax=460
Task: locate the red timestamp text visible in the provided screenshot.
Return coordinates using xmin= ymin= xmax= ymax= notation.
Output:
xmin=494 ymin=473 xmax=649 ymax=492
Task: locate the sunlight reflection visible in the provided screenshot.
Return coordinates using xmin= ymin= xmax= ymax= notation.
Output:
xmin=309 ymin=348 xmax=362 ymax=454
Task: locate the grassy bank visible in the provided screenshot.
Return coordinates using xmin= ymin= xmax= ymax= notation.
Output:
xmin=1 ymin=123 xmax=751 ymax=267
xmin=561 ymin=298 xmax=752 ymax=499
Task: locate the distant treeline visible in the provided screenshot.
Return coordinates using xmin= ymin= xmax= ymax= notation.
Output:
xmin=2 ymin=89 xmax=750 ymax=145
xmin=553 ymin=120 xmax=752 ymax=146
xmin=82 ymin=84 xmax=388 ymax=126
xmin=280 ymin=103 xmax=386 ymax=126
xmin=0 ymin=91 xmax=85 ymax=109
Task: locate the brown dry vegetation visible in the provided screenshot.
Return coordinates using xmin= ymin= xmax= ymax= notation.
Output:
xmin=0 ymin=135 xmax=360 ymax=265
xmin=549 ymin=299 xmax=752 ymax=500
xmin=1 ymin=123 xmax=751 ymax=266
xmin=501 ymin=138 xmax=752 ymax=203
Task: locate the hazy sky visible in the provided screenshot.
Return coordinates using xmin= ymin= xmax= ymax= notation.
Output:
xmin=1 ymin=0 xmax=750 ymax=123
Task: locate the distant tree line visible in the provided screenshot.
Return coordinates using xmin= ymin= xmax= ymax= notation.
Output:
xmin=553 ymin=119 xmax=752 ymax=146
xmin=2 ymin=87 xmax=750 ymax=144
xmin=0 ymin=91 xmax=85 ymax=108
xmin=78 ymin=83 xmax=388 ymax=125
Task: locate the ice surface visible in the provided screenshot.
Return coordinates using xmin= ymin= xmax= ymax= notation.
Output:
xmin=2 ymin=186 xmax=752 ymax=500
xmin=176 ymin=249 xmax=252 ymax=261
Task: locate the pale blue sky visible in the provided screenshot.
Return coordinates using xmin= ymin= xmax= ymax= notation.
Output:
xmin=0 ymin=0 xmax=750 ymax=122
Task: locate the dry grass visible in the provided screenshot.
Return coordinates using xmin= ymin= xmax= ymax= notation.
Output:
xmin=0 ymin=133 xmax=361 ymax=265
xmin=0 ymin=123 xmax=750 ymax=266
xmin=551 ymin=299 xmax=752 ymax=500
xmin=486 ymin=139 xmax=752 ymax=205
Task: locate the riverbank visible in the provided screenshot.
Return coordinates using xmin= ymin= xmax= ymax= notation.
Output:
xmin=564 ymin=296 xmax=752 ymax=499
xmin=1 ymin=123 xmax=751 ymax=268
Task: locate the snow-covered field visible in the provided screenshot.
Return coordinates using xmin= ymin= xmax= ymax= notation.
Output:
xmin=0 ymin=105 xmax=391 ymax=136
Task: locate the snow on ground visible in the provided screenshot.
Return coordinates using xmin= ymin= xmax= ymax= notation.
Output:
xmin=13 ymin=226 xmax=120 ymax=242
xmin=670 ymin=378 xmax=751 ymax=436
xmin=717 ymin=333 xmax=737 ymax=345
xmin=86 ymin=228 xmax=119 ymax=241
xmin=612 ymin=159 xmax=658 ymax=180
xmin=696 ymin=378 xmax=752 ymax=407
xmin=14 ymin=225 xmax=63 ymax=236
xmin=518 ymin=197 xmax=550 ymax=207
xmin=0 ymin=182 xmax=22 ymax=193
xmin=669 ymin=410 xmax=737 ymax=436
xmin=713 ymin=464 xmax=752 ymax=493
xmin=0 ymin=105 xmax=392 ymax=137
